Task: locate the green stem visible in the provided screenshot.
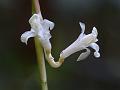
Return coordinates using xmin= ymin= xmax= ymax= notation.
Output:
xmin=32 ymin=0 xmax=48 ymax=90
xmin=34 ymin=37 xmax=48 ymax=90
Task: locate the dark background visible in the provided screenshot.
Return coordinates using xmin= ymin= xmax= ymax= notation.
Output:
xmin=0 ymin=0 xmax=120 ymax=90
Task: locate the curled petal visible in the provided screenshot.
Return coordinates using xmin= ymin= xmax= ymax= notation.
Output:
xmin=21 ymin=29 xmax=36 ymax=44
xmin=29 ymin=14 xmax=41 ymax=31
xmin=90 ymin=43 xmax=100 ymax=58
xmin=29 ymin=14 xmax=40 ymax=24
xmin=77 ymin=48 xmax=90 ymax=61
xmin=79 ymin=22 xmax=85 ymax=34
xmin=77 ymin=27 xmax=98 ymax=47
xmin=94 ymin=52 xmax=100 ymax=58
xmin=78 ymin=22 xmax=86 ymax=39
xmin=42 ymin=19 xmax=55 ymax=30
xmin=90 ymin=43 xmax=99 ymax=52
xmin=92 ymin=27 xmax=98 ymax=37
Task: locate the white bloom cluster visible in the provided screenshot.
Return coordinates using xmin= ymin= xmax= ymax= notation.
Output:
xmin=21 ymin=13 xmax=100 ymax=68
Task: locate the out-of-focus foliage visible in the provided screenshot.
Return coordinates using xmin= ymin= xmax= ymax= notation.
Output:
xmin=0 ymin=0 xmax=120 ymax=90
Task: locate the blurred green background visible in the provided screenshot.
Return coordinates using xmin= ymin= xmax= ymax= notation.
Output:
xmin=0 ymin=0 xmax=120 ymax=90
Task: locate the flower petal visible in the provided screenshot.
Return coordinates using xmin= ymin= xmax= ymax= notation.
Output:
xmin=79 ymin=22 xmax=85 ymax=34
xmin=29 ymin=14 xmax=41 ymax=31
xmin=90 ymin=43 xmax=100 ymax=58
xmin=94 ymin=52 xmax=100 ymax=58
xmin=40 ymin=39 xmax=52 ymax=51
xmin=78 ymin=26 xmax=98 ymax=47
xmin=21 ymin=29 xmax=36 ymax=44
xmin=38 ymin=28 xmax=51 ymax=41
xmin=29 ymin=14 xmax=40 ymax=24
xmin=77 ymin=48 xmax=90 ymax=61
xmin=92 ymin=27 xmax=98 ymax=37
xmin=78 ymin=22 xmax=86 ymax=39
xmin=60 ymin=42 xmax=85 ymax=59
xmin=41 ymin=19 xmax=55 ymax=30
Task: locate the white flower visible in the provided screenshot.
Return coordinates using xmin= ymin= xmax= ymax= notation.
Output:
xmin=20 ymin=15 xmax=100 ymax=68
xmin=21 ymin=13 xmax=64 ymax=68
xmin=60 ymin=22 xmax=100 ymax=61
xmin=21 ymin=13 xmax=54 ymax=51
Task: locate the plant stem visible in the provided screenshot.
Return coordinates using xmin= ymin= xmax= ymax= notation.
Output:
xmin=34 ymin=37 xmax=48 ymax=90
xmin=33 ymin=0 xmax=48 ymax=90
xmin=33 ymin=0 xmax=43 ymax=19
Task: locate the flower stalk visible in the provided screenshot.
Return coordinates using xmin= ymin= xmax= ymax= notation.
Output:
xmin=33 ymin=0 xmax=48 ymax=90
xmin=34 ymin=37 xmax=48 ymax=90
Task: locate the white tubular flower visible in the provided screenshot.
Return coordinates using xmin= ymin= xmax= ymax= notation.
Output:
xmin=20 ymin=13 xmax=64 ymax=68
xmin=60 ymin=22 xmax=100 ymax=61
xmin=20 ymin=13 xmax=54 ymax=51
